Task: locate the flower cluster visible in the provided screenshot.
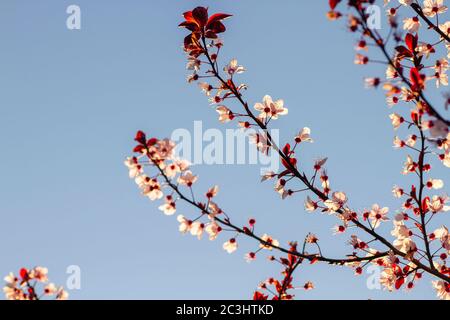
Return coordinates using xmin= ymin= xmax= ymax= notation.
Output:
xmin=253 ymin=243 xmax=313 ymax=300
xmin=3 ymin=267 xmax=68 ymax=300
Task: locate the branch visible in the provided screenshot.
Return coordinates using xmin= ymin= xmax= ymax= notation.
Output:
xmin=145 ymin=145 xmax=387 ymax=266
xmin=354 ymin=6 xmax=450 ymax=127
xmin=410 ymin=3 xmax=450 ymax=43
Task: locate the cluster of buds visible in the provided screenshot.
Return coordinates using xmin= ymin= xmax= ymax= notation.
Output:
xmin=253 ymin=243 xmax=314 ymax=300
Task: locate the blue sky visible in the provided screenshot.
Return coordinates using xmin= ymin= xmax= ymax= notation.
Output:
xmin=0 ymin=0 xmax=448 ymax=299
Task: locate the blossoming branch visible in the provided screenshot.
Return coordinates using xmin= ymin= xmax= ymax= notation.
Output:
xmin=125 ymin=3 xmax=449 ymax=300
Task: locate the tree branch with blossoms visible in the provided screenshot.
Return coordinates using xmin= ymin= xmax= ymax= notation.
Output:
xmin=3 ymin=267 xmax=68 ymax=300
xmin=125 ymin=4 xmax=450 ymax=299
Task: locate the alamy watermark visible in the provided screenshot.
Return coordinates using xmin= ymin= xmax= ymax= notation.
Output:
xmin=66 ymin=5 xmax=81 ymax=30
xmin=66 ymin=265 xmax=81 ymax=290
xmin=171 ymin=121 xmax=280 ymax=173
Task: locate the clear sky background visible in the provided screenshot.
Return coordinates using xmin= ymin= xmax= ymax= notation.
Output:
xmin=0 ymin=0 xmax=448 ymax=299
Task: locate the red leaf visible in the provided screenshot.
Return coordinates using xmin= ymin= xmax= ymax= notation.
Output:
xmin=183 ymin=10 xmax=195 ymax=23
xmin=206 ymin=13 xmax=232 ymax=28
xmin=329 ymin=0 xmax=341 ymax=10
xmin=422 ymin=197 xmax=430 ymax=213
xmin=133 ymin=145 xmax=145 ymax=153
xmin=178 ymin=21 xmax=200 ymax=32
xmin=410 ymin=67 xmax=423 ymax=90
xmin=147 ymin=138 xmax=158 ymax=147
xmin=415 ymin=222 xmax=423 ymax=232
xmin=19 ymin=268 xmax=28 ymax=280
xmin=192 ymin=7 xmax=208 ymax=27
xmin=253 ymin=291 xmax=268 ymax=300
xmin=395 ymin=277 xmax=405 ymax=290
xmin=207 ymin=21 xmax=226 ymax=34
xmin=395 ymin=45 xmax=413 ymax=59
xmin=405 ymin=33 xmax=417 ymax=52
xmin=134 ymin=131 xmax=147 ymax=145
xmin=283 ymin=143 xmax=291 ymax=155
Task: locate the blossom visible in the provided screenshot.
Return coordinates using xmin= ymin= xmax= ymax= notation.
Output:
xmin=432 ymin=280 xmax=450 ymax=300
xmin=422 ymin=0 xmax=447 ymax=17
xmin=223 ymin=238 xmax=238 ymax=253
xmin=186 ymin=56 xmax=201 ymax=71
xmin=44 ymin=283 xmax=58 ymax=296
xmin=224 ymin=59 xmax=245 ymax=75
xmin=439 ymin=21 xmax=450 ymax=37
xmin=306 ymin=233 xmax=319 ymax=244
xmin=259 ymin=234 xmax=279 ymax=250
xmin=254 ymin=95 xmax=288 ymax=120
xmin=393 ymin=136 xmax=405 ymax=148
xmin=430 ymin=226 xmax=450 ymax=253
xmin=440 ymin=151 xmax=450 ymax=167
xmin=154 ymin=139 xmax=176 ymax=160
xmin=369 ymin=204 xmax=389 ymax=228
xmin=314 ymin=158 xmax=327 ymax=171
xmin=177 ymin=215 xmax=192 ymax=234
xmin=435 ymin=72 xmax=449 ymax=88
xmin=429 ymin=119 xmax=449 ymax=138
xmin=164 ymin=162 xmax=181 ymax=178
xmin=216 ymin=106 xmax=234 ymax=123
xmin=305 ymin=196 xmax=318 ymax=212
xmin=178 ymin=170 xmax=198 ymax=187
xmin=403 ymin=17 xmax=420 ymax=32
xmin=205 ymin=221 xmax=221 ymax=240
xmin=141 ymin=178 xmax=164 ymax=201
xmin=124 ymin=157 xmax=143 ymax=178
xmin=207 ymin=201 xmax=223 ymax=217
xmin=324 ymin=191 xmax=347 ymax=212
xmin=198 ymin=82 xmax=213 ymax=95
xmin=399 ymin=0 xmax=413 ymax=5
xmin=348 ymin=235 xmax=366 ymax=249
xmin=392 ymin=186 xmax=404 ymax=198
xmin=206 ymin=185 xmax=219 ymax=198
xmin=380 ymin=267 xmax=397 ymax=291
xmin=303 ymin=281 xmax=314 ymax=290
xmin=386 ymin=65 xmax=399 ymax=79
xmin=402 ymin=155 xmax=418 ymax=174
xmin=56 ymin=287 xmax=69 ymax=300
xmin=332 ymin=225 xmax=346 ymax=234
xmin=364 ymin=77 xmax=381 ymax=88
xmin=354 ymin=54 xmax=368 ymax=65
xmin=190 ymin=221 xmax=204 ymax=239
xmin=250 ymin=132 xmax=271 ymax=154
xmin=426 ymin=179 xmax=444 ymax=189
xmin=386 ymin=95 xmax=399 ymax=107
xmin=427 ymin=195 xmax=450 ymax=213
xmin=244 ymin=252 xmax=256 ymax=263
xmin=406 ymin=134 xmax=417 ymax=147
xmin=158 ymin=195 xmax=176 ymax=215
xmin=30 ymin=267 xmax=48 ymax=282
xmin=294 ymin=127 xmax=313 ymax=143
xmin=434 ymin=59 xmax=449 ymax=74
xmin=393 ymin=237 xmax=417 ymax=255
xmin=4 ymin=273 xmax=18 ymax=287
xmin=261 ymin=171 xmax=276 ymax=182
xmin=391 ymin=223 xmax=412 ymax=240
xmin=389 ymin=113 xmax=404 ymax=129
